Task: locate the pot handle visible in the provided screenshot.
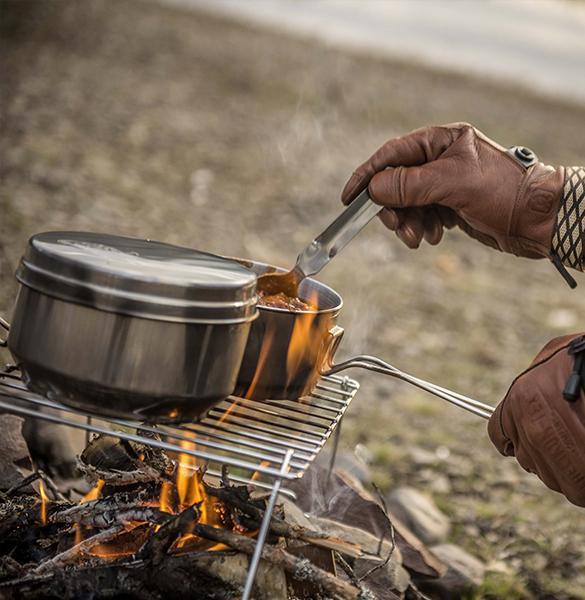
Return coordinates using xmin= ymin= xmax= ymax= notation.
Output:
xmin=323 ymin=353 xmax=494 ymax=420
xmin=0 ymin=317 xmax=8 ymax=347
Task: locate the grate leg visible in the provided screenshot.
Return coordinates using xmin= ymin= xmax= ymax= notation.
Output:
xmin=242 ymin=449 xmax=294 ymax=600
xmin=326 ymin=418 xmax=342 ymax=488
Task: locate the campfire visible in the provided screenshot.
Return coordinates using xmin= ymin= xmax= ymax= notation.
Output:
xmin=0 ymin=424 xmax=428 ymax=600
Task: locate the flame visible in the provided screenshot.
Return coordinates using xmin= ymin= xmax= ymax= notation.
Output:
xmin=176 ymin=441 xmax=207 ymax=523
xmin=81 ymin=479 xmax=104 ymax=503
xmin=39 ymin=481 xmax=48 ymax=526
xmin=159 ymin=481 xmax=173 ymax=514
xmin=285 ymin=289 xmax=322 ymax=390
xmin=74 ymin=523 xmax=83 ymax=546
xmin=240 ymin=325 xmax=276 ymax=402
xmin=250 ymin=460 xmax=271 ymax=482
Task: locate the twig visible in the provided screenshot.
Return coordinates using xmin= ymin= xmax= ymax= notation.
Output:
xmin=32 ymin=525 xmax=128 ymax=575
xmin=204 ymin=483 xmax=363 ymax=558
xmin=5 ymin=472 xmax=41 ymax=497
xmin=37 ymin=470 xmax=68 ymax=502
xmin=334 ymin=551 xmax=360 ymax=587
xmin=357 ymin=483 xmax=396 ymax=583
xmin=193 ymin=522 xmax=362 ymax=600
xmin=137 ymin=505 xmax=200 ymax=563
xmin=220 ymin=465 xmax=230 ymax=488
xmin=6 ymin=470 xmax=67 ymax=502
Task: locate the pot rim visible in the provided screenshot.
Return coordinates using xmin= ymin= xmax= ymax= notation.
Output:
xmin=227 ymin=256 xmax=343 ymax=316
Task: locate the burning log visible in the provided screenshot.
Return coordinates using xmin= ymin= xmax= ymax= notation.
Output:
xmin=138 ymin=505 xmax=200 ymax=562
xmin=205 ymin=482 xmax=364 ymax=559
xmin=32 ymin=525 xmax=129 ymax=575
xmin=77 ymin=433 xmax=175 ymax=486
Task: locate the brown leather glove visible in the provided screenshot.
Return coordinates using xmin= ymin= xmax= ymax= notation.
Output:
xmin=341 ymin=123 xmax=564 ymax=259
xmin=488 ymin=334 xmax=585 ymax=506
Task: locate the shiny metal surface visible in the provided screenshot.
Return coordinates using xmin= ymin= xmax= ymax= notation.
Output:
xmin=234 ymin=259 xmax=343 ymax=400
xmin=257 ymin=189 xmax=381 ymax=296
xmin=0 ymin=368 xmax=360 ymax=492
xmin=8 ymin=287 xmax=252 ymax=422
xmin=295 ymin=188 xmax=382 ymax=279
xmin=18 ymin=232 xmax=258 ymax=323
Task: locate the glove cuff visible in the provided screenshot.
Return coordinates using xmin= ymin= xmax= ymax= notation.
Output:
xmin=552 ymin=166 xmax=585 ymax=271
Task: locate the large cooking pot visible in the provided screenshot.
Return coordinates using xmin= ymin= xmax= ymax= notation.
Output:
xmin=234 ymin=259 xmax=494 ymax=420
xmin=8 ymin=232 xmax=258 ymax=423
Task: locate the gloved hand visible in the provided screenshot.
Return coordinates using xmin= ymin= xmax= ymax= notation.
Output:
xmin=341 ymin=123 xmax=564 ymax=259
xmin=488 ymin=334 xmax=585 ymax=506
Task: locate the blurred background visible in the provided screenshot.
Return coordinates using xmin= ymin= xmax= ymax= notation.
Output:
xmin=2 ymin=0 xmax=585 ymax=596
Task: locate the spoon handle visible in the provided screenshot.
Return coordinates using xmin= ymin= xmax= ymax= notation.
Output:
xmin=295 ymin=189 xmax=383 ymax=278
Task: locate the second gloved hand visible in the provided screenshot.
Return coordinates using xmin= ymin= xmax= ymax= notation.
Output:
xmin=488 ymin=334 xmax=585 ymax=507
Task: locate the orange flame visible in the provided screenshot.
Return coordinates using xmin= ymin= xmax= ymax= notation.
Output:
xmin=39 ymin=481 xmax=49 ymax=526
xmin=81 ymin=479 xmax=104 ymax=503
xmin=177 ymin=441 xmax=207 ymax=523
xmin=159 ymin=481 xmax=173 ymax=514
xmin=244 ymin=325 xmax=276 ymax=400
xmin=285 ymin=289 xmax=322 ymax=390
xmin=250 ymin=460 xmax=271 ymax=482
xmin=74 ymin=523 xmax=83 ymax=546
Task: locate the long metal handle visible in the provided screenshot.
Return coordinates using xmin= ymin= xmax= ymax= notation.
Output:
xmin=325 ymin=354 xmax=494 ymax=420
xmin=296 ymin=189 xmax=383 ymax=278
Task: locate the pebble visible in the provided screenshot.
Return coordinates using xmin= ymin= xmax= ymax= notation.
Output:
xmin=386 ymin=487 xmax=450 ymax=545
xmin=429 ymin=543 xmax=486 ymax=593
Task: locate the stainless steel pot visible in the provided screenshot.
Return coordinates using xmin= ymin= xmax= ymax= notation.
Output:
xmin=234 ymin=259 xmax=342 ymax=400
xmin=234 ymin=259 xmax=494 ymax=420
xmin=8 ymin=232 xmax=258 ymax=423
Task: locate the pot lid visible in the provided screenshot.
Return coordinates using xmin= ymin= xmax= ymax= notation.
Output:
xmin=17 ymin=232 xmax=258 ymax=323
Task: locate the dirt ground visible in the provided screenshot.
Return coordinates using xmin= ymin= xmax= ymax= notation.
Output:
xmin=2 ymin=1 xmax=585 ymax=597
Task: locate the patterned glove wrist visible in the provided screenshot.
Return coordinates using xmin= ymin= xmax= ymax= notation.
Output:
xmin=552 ymin=167 xmax=585 ymax=273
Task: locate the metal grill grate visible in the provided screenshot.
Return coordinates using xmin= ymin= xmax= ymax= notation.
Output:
xmin=0 ymin=369 xmax=359 ymax=497
xmin=0 ymin=365 xmax=359 ymax=598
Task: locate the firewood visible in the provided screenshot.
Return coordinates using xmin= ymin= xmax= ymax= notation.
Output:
xmin=138 ymin=504 xmax=200 ymax=563
xmin=192 ymin=522 xmax=372 ymax=600
xmin=52 ymin=506 xmax=169 ymax=528
xmin=205 ymin=483 xmax=364 ymax=559
xmin=76 ymin=459 xmax=169 ymax=486
xmin=32 ymin=525 xmax=129 ymax=575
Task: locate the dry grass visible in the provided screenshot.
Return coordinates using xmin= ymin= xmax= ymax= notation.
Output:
xmin=2 ymin=1 xmax=585 ymax=596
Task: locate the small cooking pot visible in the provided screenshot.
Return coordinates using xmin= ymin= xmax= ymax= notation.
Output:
xmin=234 ymin=259 xmax=343 ymax=400
xmin=8 ymin=232 xmax=258 ymax=423
xmin=233 ymin=259 xmax=494 ymax=420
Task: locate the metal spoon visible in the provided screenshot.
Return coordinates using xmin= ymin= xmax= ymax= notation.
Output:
xmin=257 ymin=189 xmax=382 ymax=296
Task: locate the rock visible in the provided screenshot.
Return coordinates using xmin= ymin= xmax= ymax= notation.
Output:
xmin=409 ymin=447 xmax=438 ymax=467
xmin=0 ymin=414 xmax=33 ymax=490
xmin=386 ymin=487 xmax=450 ymax=546
xmin=419 ymin=543 xmax=486 ymax=598
xmin=426 ymin=473 xmax=451 ymax=495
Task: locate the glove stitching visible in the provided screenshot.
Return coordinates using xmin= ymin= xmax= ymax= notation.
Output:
xmin=497 ymin=339 xmax=575 ymax=443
